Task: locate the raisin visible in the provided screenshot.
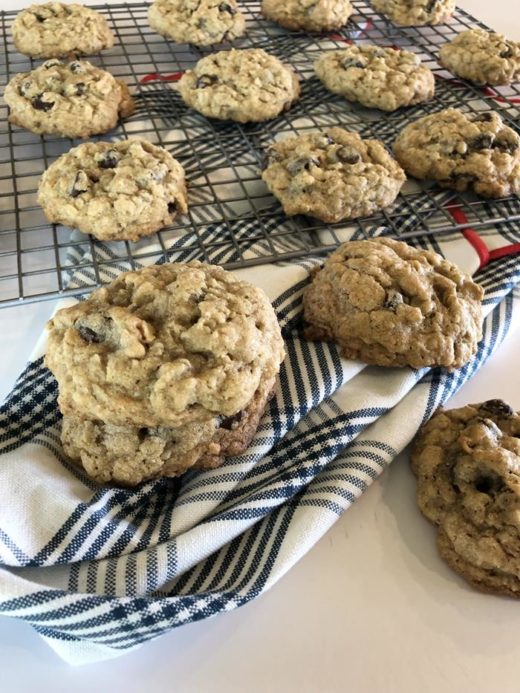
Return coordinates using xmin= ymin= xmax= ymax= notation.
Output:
xmin=42 ymin=59 xmax=60 ymax=69
xmin=31 ymin=95 xmax=54 ymax=111
xmin=468 ymin=133 xmax=494 ymax=150
xmin=472 ymin=112 xmax=493 ymax=123
xmin=220 ymin=411 xmax=243 ymax=430
xmin=500 ymin=46 xmax=514 ymax=59
xmin=493 ymin=138 xmax=518 ymax=154
xmin=77 ymin=325 xmax=103 ymax=343
xmin=74 ymin=82 xmax=87 ymax=96
xmin=261 ymin=149 xmax=281 ymax=170
xmin=219 ymin=2 xmax=237 ymax=14
xmin=69 ymin=61 xmax=83 ymax=73
xmin=479 ymin=399 xmax=514 ymax=417
xmin=168 ymin=201 xmax=177 ymax=214
xmin=287 ymin=157 xmax=320 ymax=175
xmin=474 ymin=474 xmax=503 ymax=495
xmin=336 ymin=146 xmax=361 ymax=164
xmin=18 ymin=80 xmax=32 ymax=97
xmin=195 ymin=74 xmax=218 ymax=88
xmin=425 ymin=0 xmax=438 ymax=12
xmin=341 ymin=58 xmax=364 ymax=70
xmin=34 ymin=12 xmax=45 ymax=22
xmin=98 ymin=150 xmax=120 ymax=169
xmin=70 ymin=170 xmax=89 ymax=198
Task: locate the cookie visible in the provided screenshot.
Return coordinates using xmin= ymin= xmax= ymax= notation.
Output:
xmin=261 ymin=127 xmax=405 ymax=223
xmin=61 ymin=375 xmax=276 ymax=486
xmin=411 ymin=400 xmax=520 ymax=598
xmin=303 ymin=238 xmax=483 ymax=369
xmin=394 ymin=108 xmax=520 ymax=198
xmin=177 ymin=48 xmax=300 ymax=123
xmin=148 ymin=0 xmax=245 ymax=47
xmin=4 ymin=59 xmax=134 ymax=138
xmin=261 ymin=0 xmax=353 ymax=32
xmin=439 ymin=29 xmax=520 ymax=86
xmin=45 ymin=262 xmax=285 ymax=428
xmin=315 ymin=45 xmax=435 ymax=112
xmin=38 ymin=138 xmax=188 ymax=242
xmin=372 ymin=0 xmax=455 ymax=26
xmin=12 ymin=3 xmax=114 ymax=58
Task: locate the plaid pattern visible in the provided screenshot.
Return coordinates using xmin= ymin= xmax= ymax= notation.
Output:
xmin=0 ymin=218 xmax=519 ymax=664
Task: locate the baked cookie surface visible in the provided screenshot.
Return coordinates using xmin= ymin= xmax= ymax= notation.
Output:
xmin=439 ymin=29 xmax=520 ymax=86
xmin=303 ymin=238 xmax=483 ymax=369
xmin=177 ymin=48 xmax=300 ymax=123
xmin=45 ymin=262 xmax=285 ymax=428
xmin=372 ymin=0 xmax=455 ymax=25
xmin=261 ymin=127 xmax=405 ymax=222
xmin=61 ymin=376 xmax=276 ymax=486
xmin=411 ymin=400 xmax=520 ymax=597
xmin=148 ymin=0 xmax=245 ymax=47
xmin=4 ymin=59 xmax=134 ymax=138
xmin=314 ymin=45 xmax=435 ymax=111
xmin=261 ymin=0 xmax=353 ymax=32
xmin=38 ymin=138 xmax=188 ymax=242
xmin=12 ymin=2 xmax=114 ymax=58
xmin=394 ymin=108 xmax=520 ymax=198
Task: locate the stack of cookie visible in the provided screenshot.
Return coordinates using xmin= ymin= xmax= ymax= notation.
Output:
xmin=44 ymin=262 xmax=285 ymax=487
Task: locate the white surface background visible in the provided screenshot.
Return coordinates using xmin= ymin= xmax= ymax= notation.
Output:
xmin=1 ymin=1 xmax=520 ymax=691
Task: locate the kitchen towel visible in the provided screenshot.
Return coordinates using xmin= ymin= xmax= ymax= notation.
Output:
xmin=0 ymin=211 xmax=519 ymax=665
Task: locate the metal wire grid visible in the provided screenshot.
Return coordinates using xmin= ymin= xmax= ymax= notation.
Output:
xmin=0 ymin=1 xmax=519 ymax=307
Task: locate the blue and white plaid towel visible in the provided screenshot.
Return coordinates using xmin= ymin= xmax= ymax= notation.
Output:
xmin=1 ymin=210 xmax=520 ymax=665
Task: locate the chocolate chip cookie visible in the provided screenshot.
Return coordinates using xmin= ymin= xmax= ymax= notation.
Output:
xmin=372 ymin=0 xmax=455 ymax=26
xmin=4 ymin=59 xmax=134 ymax=138
xmin=261 ymin=0 xmax=353 ymax=32
xmin=439 ymin=29 xmax=520 ymax=86
xmin=45 ymin=262 xmax=285 ymax=428
xmin=303 ymin=238 xmax=483 ymax=369
xmin=177 ymin=48 xmax=300 ymax=123
xmin=315 ymin=45 xmax=435 ymax=112
xmin=261 ymin=127 xmax=405 ymax=222
xmin=411 ymin=400 xmax=520 ymax=597
xmin=61 ymin=375 xmax=276 ymax=486
xmin=38 ymin=138 xmax=188 ymax=242
xmin=394 ymin=108 xmax=520 ymax=198
xmin=12 ymin=2 xmax=114 ymax=58
xmin=148 ymin=0 xmax=245 ymax=48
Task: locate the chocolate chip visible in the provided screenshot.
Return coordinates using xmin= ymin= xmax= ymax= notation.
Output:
xmin=472 ymin=112 xmax=493 ymax=122
xmin=18 ymin=80 xmax=32 ymax=97
xmin=493 ymin=138 xmax=518 ymax=154
xmin=468 ymin=133 xmax=494 ymax=150
xmin=336 ymin=146 xmax=361 ymax=164
xmin=42 ymin=59 xmax=61 ymax=69
xmin=425 ymin=0 xmax=438 ymax=12
xmin=70 ymin=170 xmax=89 ymax=198
xmin=480 ymin=399 xmax=514 ymax=417
xmin=167 ymin=201 xmax=177 ymax=214
xmin=474 ymin=474 xmax=503 ymax=495
xmin=34 ymin=12 xmax=45 ymax=22
xmin=500 ymin=45 xmax=514 ymax=59
xmin=31 ymin=95 xmax=54 ymax=111
xmin=74 ymin=82 xmax=87 ymax=96
xmin=195 ymin=74 xmax=218 ymax=88
xmin=219 ymin=2 xmax=237 ymax=14
xmin=261 ymin=149 xmax=281 ymax=170
xmin=69 ymin=61 xmax=83 ymax=74
xmin=220 ymin=411 xmax=243 ymax=430
xmin=384 ymin=290 xmax=404 ymax=310
xmin=98 ymin=150 xmax=120 ymax=169
xmin=341 ymin=58 xmax=365 ymax=70
xmin=77 ymin=325 xmax=103 ymax=343
xmin=287 ymin=157 xmax=320 ymax=175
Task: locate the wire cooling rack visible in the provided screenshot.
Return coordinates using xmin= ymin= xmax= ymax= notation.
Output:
xmin=0 ymin=0 xmax=519 ymax=306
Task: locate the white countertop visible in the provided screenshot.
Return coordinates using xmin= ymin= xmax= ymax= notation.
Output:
xmin=1 ymin=1 xmax=520 ymax=690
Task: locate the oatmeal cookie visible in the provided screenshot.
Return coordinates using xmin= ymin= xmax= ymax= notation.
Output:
xmin=38 ymin=138 xmax=188 ymax=242
xmin=261 ymin=127 xmax=405 ymax=222
xmin=261 ymin=0 xmax=353 ymax=32
xmin=315 ymin=45 xmax=434 ymax=111
xmin=372 ymin=0 xmax=455 ymax=26
xmin=148 ymin=0 xmax=245 ymax=47
xmin=61 ymin=376 xmax=276 ymax=486
xmin=439 ymin=29 xmax=520 ymax=86
xmin=4 ymin=58 xmax=134 ymax=138
xmin=45 ymin=262 xmax=285 ymax=427
xmin=411 ymin=400 xmax=520 ymax=597
xmin=12 ymin=2 xmax=114 ymax=58
xmin=394 ymin=108 xmax=520 ymax=198
xmin=303 ymin=238 xmax=483 ymax=369
xmin=177 ymin=48 xmax=300 ymax=123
